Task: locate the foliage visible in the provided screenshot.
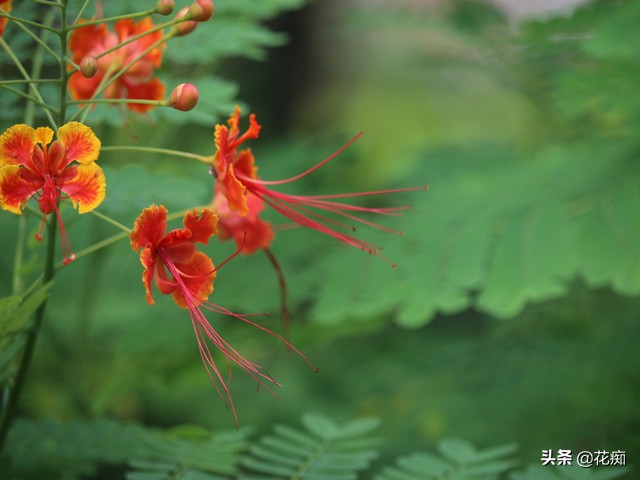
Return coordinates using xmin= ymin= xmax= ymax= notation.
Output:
xmin=2 ymin=413 xmax=631 ymax=480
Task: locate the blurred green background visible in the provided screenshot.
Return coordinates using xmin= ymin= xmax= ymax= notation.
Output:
xmin=1 ymin=0 xmax=639 ymax=478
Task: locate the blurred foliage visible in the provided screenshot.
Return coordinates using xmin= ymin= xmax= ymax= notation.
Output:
xmin=3 ymin=413 xmax=630 ymax=479
xmin=1 ymin=0 xmax=639 ymax=479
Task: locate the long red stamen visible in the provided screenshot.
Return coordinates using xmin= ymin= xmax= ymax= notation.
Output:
xmin=246 ymin=132 xmax=364 ymax=186
xmin=157 ymin=250 xmax=316 ymax=426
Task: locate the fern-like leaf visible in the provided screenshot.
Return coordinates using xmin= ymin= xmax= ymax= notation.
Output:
xmin=127 ymin=426 xmax=250 ymax=480
xmin=239 ymin=413 xmax=380 ymax=480
xmin=376 ymin=438 xmax=517 ymax=480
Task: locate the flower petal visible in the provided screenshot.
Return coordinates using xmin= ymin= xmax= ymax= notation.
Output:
xmin=172 ymin=251 xmax=215 ymax=308
xmin=0 ymin=165 xmax=40 ymax=214
xmin=184 ymin=208 xmax=218 ymax=244
xmin=234 ymin=149 xmax=258 ymax=179
xmin=221 ymin=167 xmax=249 ymax=215
xmin=0 ymin=124 xmax=35 ymax=167
xmin=60 ymin=162 xmax=106 ymax=213
xmin=69 ymin=21 xmax=108 ymax=62
xmin=34 ymin=127 xmax=53 ymax=146
xmin=139 ymin=247 xmax=157 ymax=305
xmin=115 ymin=18 xmax=164 ymax=68
xmin=216 ymin=192 xmax=273 ymax=254
xmin=124 ymin=77 xmax=166 ymax=113
xmin=131 ymin=204 xmax=168 ymax=251
xmin=57 ymin=122 xmax=101 ymax=165
xmin=68 ymin=71 xmax=104 ymax=102
xmin=0 ymin=0 xmax=13 ymax=37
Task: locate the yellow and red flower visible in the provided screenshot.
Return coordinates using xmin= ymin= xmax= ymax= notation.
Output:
xmin=130 ymin=205 xmax=311 ymax=423
xmin=0 ymin=122 xmax=104 ymax=264
xmin=0 ymin=0 xmax=12 ymax=36
xmin=68 ymin=18 xmax=165 ymax=113
xmin=212 ymin=107 xmax=423 ymax=266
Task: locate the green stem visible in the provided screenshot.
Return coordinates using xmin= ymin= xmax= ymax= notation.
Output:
xmin=69 ymin=98 xmax=168 ymax=106
xmin=72 ymin=0 xmax=92 ymax=25
xmin=67 ymin=8 xmax=158 ymax=30
xmin=0 ymin=12 xmax=59 ymax=33
xmin=11 ymin=216 xmax=26 ymax=296
xmin=0 ymin=37 xmax=59 ymax=129
xmin=56 ymin=231 xmax=129 ymax=269
xmin=0 ymin=79 xmax=60 ymax=85
xmin=0 ymin=217 xmax=57 ymax=454
xmin=91 ymin=17 xmax=179 ymax=62
xmin=13 ymin=19 xmax=63 ymax=63
xmin=31 ymin=0 xmax=63 ymax=6
xmin=0 ymin=85 xmax=60 ymax=113
xmin=89 ymin=209 xmax=131 ymax=233
xmin=101 ymin=145 xmax=212 ymax=164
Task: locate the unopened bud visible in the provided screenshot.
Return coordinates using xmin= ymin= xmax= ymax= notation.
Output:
xmin=168 ymin=83 xmax=199 ymax=111
xmin=189 ymin=0 xmax=214 ymax=22
xmin=79 ymin=56 xmax=98 ymax=78
xmin=172 ymin=7 xmax=198 ymax=36
xmin=156 ymin=0 xmax=175 ymax=15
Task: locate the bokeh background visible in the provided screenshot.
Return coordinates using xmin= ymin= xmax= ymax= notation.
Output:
xmin=1 ymin=0 xmax=639 ymax=478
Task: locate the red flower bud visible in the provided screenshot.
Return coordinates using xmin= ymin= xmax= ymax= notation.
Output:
xmin=168 ymin=83 xmax=199 ymax=111
xmin=79 ymin=56 xmax=97 ymax=78
xmin=156 ymin=0 xmax=175 ymax=15
xmin=189 ymin=0 xmax=214 ymax=22
xmin=172 ymin=7 xmax=198 ymax=36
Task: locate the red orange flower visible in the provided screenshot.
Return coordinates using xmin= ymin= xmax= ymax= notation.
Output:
xmin=0 ymin=0 xmax=12 ymax=36
xmin=0 ymin=122 xmax=104 ymax=264
xmin=212 ymin=190 xmax=274 ymax=255
xmin=68 ymin=18 xmax=165 ymax=113
xmin=212 ymin=107 xmax=423 ymax=266
xmin=130 ymin=205 xmax=311 ymax=423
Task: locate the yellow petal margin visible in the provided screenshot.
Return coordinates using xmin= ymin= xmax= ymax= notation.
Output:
xmin=57 ymin=122 xmax=101 ymax=165
xmin=0 ymin=124 xmax=35 ymax=167
xmin=60 ymin=162 xmax=106 ymax=213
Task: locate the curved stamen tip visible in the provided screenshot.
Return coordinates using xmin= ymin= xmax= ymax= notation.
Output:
xmin=313 ymin=367 xmax=319 ymax=374
xmin=35 ymin=233 xmax=43 ymax=241
xmin=63 ymin=253 xmax=77 ymax=266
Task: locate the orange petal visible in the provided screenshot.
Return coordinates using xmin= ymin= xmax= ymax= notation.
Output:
xmin=235 ymin=149 xmax=257 ymax=179
xmin=60 ymin=162 xmax=106 ymax=213
xmin=0 ymin=0 xmax=13 ymax=37
xmin=68 ymin=21 xmax=108 ymax=63
xmin=57 ymin=122 xmax=101 ymax=165
xmin=172 ymin=251 xmax=215 ymax=308
xmin=222 ymin=166 xmax=249 ymax=215
xmin=139 ymin=247 xmax=156 ymax=305
xmin=184 ymin=208 xmax=218 ymax=244
xmin=236 ymin=113 xmax=261 ymax=145
xmin=227 ymin=105 xmax=241 ymax=136
xmin=125 ymin=77 xmax=166 ymax=113
xmin=68 ymin=70 xmax=104 ymax=102
xmin=0 ymin=164 xmax=39 ymax=214
xmin=0 ymin=124 xmax=35 ymax=167
xmin=131 ymin=204 xmax=168 ymax=251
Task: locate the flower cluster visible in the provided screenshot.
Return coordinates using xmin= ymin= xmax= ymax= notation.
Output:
xmin=0 ymin=0 xmax=423 ymax=425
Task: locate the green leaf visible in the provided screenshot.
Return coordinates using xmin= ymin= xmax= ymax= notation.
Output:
xmin=240 ymin=413 xmax=380 ymax=479
xmin=376 ymin=438 xmax=517 ymax=480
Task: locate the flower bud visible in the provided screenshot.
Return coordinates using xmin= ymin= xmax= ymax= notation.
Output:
xmin=156 ymin=0 xmax=175 ymax=15
xmin=168 ymin=83 xmax=199 ymax=111
xmin=172 ymin=7 xmax=198 ymax=36
xmin=189 ymin=0 xmax=214 ymax=22
xmin=79 ymin=56 xmax=98 ymax=78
